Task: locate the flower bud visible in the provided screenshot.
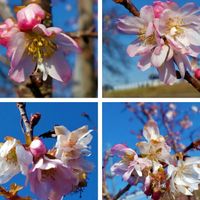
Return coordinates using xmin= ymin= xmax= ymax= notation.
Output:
xmin=17 ymin=3 xmax=45 ymax=31
xmin=194 ymin=69 xmax=200 ymax=80
xmin=30 ymin=138 xmax=46 ymax=158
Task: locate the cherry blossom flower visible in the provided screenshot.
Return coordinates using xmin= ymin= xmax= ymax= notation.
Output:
xmin=110 ymin=144 xmax=152 ymax=183
xmin=0 ymin=137 xmax=33 ymax=184
xmin=17 ymin=3 xmax=45 ymax=31
xmin=29 ymin=156 xmax=78 ymax=200
xmin=167 ymin=157 xmax=200 ymax=196
xmin=29 ymin=138 xmax=46 ymax=159
xmin=156 ymin=2 xmax=200 ymax=57
xmin=8 ymin=24 xmax=79 ymax=83
xmin=136 ymin=120 xmax=172 ymax=164
xmin=180 ymin=116 xmax=192 ymax=129
xmin=55 ymin=125 xmax=93 ymax=162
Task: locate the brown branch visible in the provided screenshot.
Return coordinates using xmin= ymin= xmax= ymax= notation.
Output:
xmin=66 ymin=31 xmax=98 ymax=39
xmin=113 ymin=0 xmax=140 ymax=17
xmin=17 ymin=103 xmax=33 ymax=143
xmin=183 ymin=139 xmax=200 ymax=154
xmin=0 ymin=1 xmax=13 ymax=20
xmin=112 ymin=184 xmax=132 ymax=200
xmin=176 ymin=71 xmax=200 ymax=93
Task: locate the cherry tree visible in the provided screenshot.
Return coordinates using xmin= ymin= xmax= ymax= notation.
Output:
xmin=103 ymin=103 xmax=200 ymax=200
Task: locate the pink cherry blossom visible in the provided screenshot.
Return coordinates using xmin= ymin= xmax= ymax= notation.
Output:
xmin=8 ymin=24 xmax=79 ymax=83
xmin=30 ymin=138 xmax=46 ymax=159
xmin=17 ymin=3 xmax=45 ymax=31
xmin=0 ymin=18 xmax=19 ymax=48
xmin=29 ymin=156 xmax=78 ymax=200
xmin=110 ymin=144 xmax=152 ymax=183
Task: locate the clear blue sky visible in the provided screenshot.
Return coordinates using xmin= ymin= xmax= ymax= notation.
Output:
xmin=103 ymin=102 xmax=200 ymax=199
xmin=103 ymin=0 xmax=200 ymax=87
xmin=0 ymin=102 xmax=98 ymax=200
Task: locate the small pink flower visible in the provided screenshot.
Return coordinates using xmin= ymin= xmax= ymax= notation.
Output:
xmin=8 ymin=24 xmax=79 ymax=83
xmin=30 ymin=138 xmax=46 ymax=159
xmin=17 ymin=3 xmax=45 ymax=31
xmin=0 ymin=18 xmax=19 ymax=48
xmin=29 ymin=156 xmax=78 ymax=200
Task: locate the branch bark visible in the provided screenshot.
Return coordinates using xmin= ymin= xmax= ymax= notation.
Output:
xmin=17 ymin=103 xmax=33 ymax=144
xmin=0 ymin=1 xmax=13 ymax=20
xmin=113 ymin=0 xmax=140 ymax=16
xmin=16 ymin=0 xmax=53 ymax=98
xmin=183 ymin=139 xmax=200 ymax=154
xmin=176 ymin=71 xmax=200 ymax=93
xmin=112 ymin=184 xmax=132 ymax=200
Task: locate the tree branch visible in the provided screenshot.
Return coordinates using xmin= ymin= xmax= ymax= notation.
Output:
xmin=113 ymin=0 xmax=140 ymax=17
xmin=112 ymin=184 xmax=132 ymax=200
xmin=176 ymin=71 xmax=200 ymax=93
xmin=17 ymin=103 xmax=33 ymax=143
xmin=183 ymin=139 xmax=200 ymax=154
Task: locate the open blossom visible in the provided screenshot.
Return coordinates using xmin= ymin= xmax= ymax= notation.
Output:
xmin=117 ymin=1 xmax=200 ymax=84
xmin=167 ymin=157 xmax=200 ymax=196
xmin=17 ymin=3 xmax=45 ymax=31
xmin=137 ymin=120 xmax=172 ymax=164
xmin=0 ymin=3 xmax=80 ymax=83
xmin=55 ymin=125 xmax=93 ymax=161
xmin=0 ymin=137 xmax=33 ymax=184
xmin=8 ymin=24 xmax=79 ymax=83
xmin=29 ymin=156 xmax=78 ymax=200
xmin=110 ymin=144 xmax=152 ymax=183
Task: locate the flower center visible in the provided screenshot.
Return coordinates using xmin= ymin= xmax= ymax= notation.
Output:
xmin=123 ymin=151 xmax=134 ymax=163
xmin=138 ymin=28 xmax=156 ymax=45
xmin=6 ymin=147 xmax=18 ymax=164
xmin=166 ymin=17 xmax=184 ymax=37
xmin=41 ymin=168 xmax=56 ymax=181
xmin=27 ymin=34 xmax=57 ymax=63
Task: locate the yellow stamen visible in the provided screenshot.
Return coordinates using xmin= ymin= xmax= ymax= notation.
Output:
xmin=27 ymin=34 xmax=57 ymax=63
xmin=6 ymin=147 xmax=18 ymax=164
xmin=166 ymin=17 xmax=184 ymax=37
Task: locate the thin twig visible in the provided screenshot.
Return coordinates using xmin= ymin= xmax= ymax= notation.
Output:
xmin=17 ymin=103 xmax=33 ymax=140
xmin=113 ymin=0 xmax=140 ymax=17
xmin=66 ymin=31 xmax=98 ymax=39
xmin=112 ymin=184 xmax=132 ymax=200
xmin=183 ymin=139 xmax=200 ymax=154
xmin=176 ymin=71 xmax=200 ymax=93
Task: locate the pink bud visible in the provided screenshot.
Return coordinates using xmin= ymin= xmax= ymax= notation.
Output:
xmin=0 ymin=18 xmax=19 ymax=47
xmin=144 ymin=176 xmax=152 ymax=196
xmin=153 ymin=1 xmax=166 ymax=18
xmin=194 ymin=69 xmax=200 ymax=80
xmin=17 ymin=3 xmax=45 ymax=31
xmin=30 ymin=138 xmax=46 ymax=158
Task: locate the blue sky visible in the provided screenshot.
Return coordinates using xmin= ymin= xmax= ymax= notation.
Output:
xmin=0 ymin=102 xmax=98 ymax=200
xmin=103 ymin=0 xmax=200 ymax=87
xmin=103 ymin=102 xmax=200 ymax=199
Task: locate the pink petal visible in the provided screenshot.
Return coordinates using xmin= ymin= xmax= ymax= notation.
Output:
xmin=117 ymin=16 xmax=144 ymax=34
xmin=138 ymin=53 xmax=152 ymax=71
xmin=140 ymin=6 xmax=155 ymax=22
xmin=157 ymin=60 xmax=177 ymax=85
xmin=55 ymin=33 xmax=80 ymax=53
xmin=17 ymin=3 xmax=45 ymax=31
xmin=184 ymin=28 xmax=200 ymax=46
xmin=42 ymin=50 xmax=71 ymax=82
xmin=151 ymin=45 xmax=170 ymax=67
xmin=9 ymin=54 xmax=35 ymax=83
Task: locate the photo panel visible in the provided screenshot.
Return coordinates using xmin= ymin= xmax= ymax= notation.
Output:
xmin=103 ymin=102 xmax=200 ymax=200
xmin=0 ymin=0 xmax=97 ymax=98
xmin=103 ymin=0 xmax=200 ymax=97
xmin=0 ymin=102 xmax=98 ymax=200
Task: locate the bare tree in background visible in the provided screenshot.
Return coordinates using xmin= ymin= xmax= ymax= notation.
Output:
xmin=73 ymin=0 xmax=97 ymax=97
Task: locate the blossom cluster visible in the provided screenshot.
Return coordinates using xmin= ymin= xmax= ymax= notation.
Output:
xmin=111 ymin=120 xmax=200 ymax=200
xmin=0 ymin=125 xmax=93 ymax=200
xmin=117 ymin=1 xmax=200 ymax=85
xmin=0 ymin=3 xmax=79 ymax=83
